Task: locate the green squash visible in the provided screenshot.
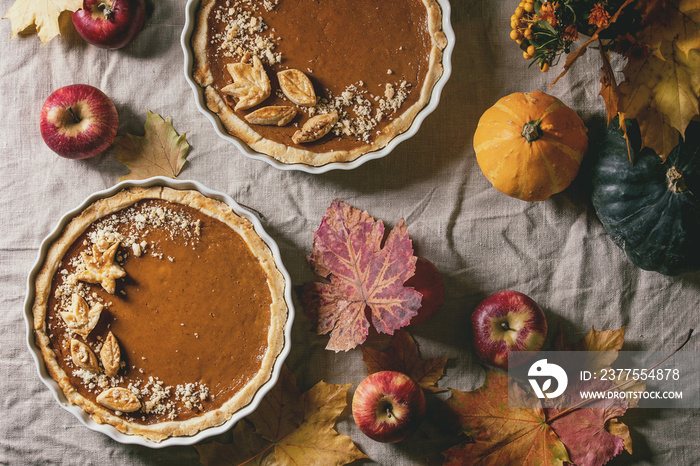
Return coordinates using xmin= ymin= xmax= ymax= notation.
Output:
xmin=590 ymin=117 xmax=700 ymax=276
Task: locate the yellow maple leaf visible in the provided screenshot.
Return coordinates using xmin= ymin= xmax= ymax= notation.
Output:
xmin=639 ymin=0 xmax=700 ymax=58
xmin=619 ymin=0 xmax=700 ymax=160
xmin=3 ymin=0 xmax=81 ymax=45
xmin=195 ymin=366 xmax=367 ymax=466
xmin=620 ymin=40 xmax=700 ymax=160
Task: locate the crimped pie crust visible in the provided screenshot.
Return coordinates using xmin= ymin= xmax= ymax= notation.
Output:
xmin=191 ymin=0 xmax=448 ymax=166
xmin=32 ymin=187 xmax=288 ymax=442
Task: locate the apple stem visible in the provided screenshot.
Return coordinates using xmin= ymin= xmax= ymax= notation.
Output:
xmin=500 ymin=321 xmax=510 ymax=331
xmin=386 ymin=407 xmax=393 ymax=419
xmin=66 ymin=107 xmax=81 ymax=124
xmin=99 ymin=2 xmax=114 ymax=19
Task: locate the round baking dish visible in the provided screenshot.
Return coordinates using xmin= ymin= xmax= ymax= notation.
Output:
xmin=24 ymin=177 xmax=294 ymax=447
xmin=181 ymin=0 xmax=455 ymax=173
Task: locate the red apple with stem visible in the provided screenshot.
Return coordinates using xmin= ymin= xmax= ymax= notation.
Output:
xmin=72 ymin=0 xmax=146 ymax=50
xmin=40 ymin=84 xmax=118 ymax=159
xmin=406 ymin=257 xmax=445 ymax=326
xmin=352 ymin=371 xmax=426 ymax=443
xmin=471 ymin=290 xmax=547 ymax=370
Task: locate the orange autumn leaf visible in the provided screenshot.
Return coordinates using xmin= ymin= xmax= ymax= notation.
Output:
xmin=195 ymin=366 xmax=367 ymax=466
xmin=599 ymin=48 xmax=622 ymax=125
xmin=443 ymin=371 xmax=570 ymax=466
xmin=361 ymin=329 xmax=449 ymax=393
xmin=445 ymin=327 xmax=637 ymax=466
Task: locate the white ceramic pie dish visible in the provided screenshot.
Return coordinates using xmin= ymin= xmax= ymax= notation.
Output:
xmin=180 ymin=0 xmax=455 ymax=173
xmin=24 ymin=177 xmax=294 ymax=448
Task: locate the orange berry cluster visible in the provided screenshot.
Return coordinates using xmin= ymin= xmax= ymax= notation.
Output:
xmin=510 ymin=0 xmax=559 ymax=72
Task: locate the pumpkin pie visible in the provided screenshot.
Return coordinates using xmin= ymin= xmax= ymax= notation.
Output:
xmin=191 ymin=0 xmax=448 ymax=166
xmin=32 ymin=186 xmax=288 ymax=442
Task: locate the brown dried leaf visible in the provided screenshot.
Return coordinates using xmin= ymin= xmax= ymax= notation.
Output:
xmin=114 ymin=111 xmax=191 ymax=181
xmin=96 ymin=387 xmax=141 ymax=413
xmin=361 ymin=329 xmax=449 ymax=393
xmin=245 ymin=106 xmax=297 ymax=126
xmin=70 ymin=339 xmax=99 ymax=373
xmin=277 ymin=69 xmax=317 ymax=106
xmin=619 ymin=36 xmax=700 ymax=160
xmin=292 ymin=111 xmax=338 ymax=144
xmin=100 ymin=331 xmax=121 ymax=378
xmin=599 ymin=47 xmax=622 ymax=125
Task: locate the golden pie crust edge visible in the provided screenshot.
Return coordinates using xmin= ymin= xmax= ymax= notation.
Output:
xmin=32 ymin=186 xmax=288 ymax=442
xmin=191 ymin=0 xmax=448 ymax=166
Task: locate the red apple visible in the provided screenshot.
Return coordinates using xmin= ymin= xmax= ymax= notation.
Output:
xmin=471 ymin=290 xmax=547 ymax=370
xmin=72 ymin=0 xmax=146 ymax=50
xmin=352 ymin=371 xmax=426 ymax=443
xmin=40 ymin=84 xmax=118 ymax=159
xmin=406 ymin=257 xmax=445 ymax=326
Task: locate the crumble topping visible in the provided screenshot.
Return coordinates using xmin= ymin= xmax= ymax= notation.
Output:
xmin=212 ymin=0 xmax=281 ymax=65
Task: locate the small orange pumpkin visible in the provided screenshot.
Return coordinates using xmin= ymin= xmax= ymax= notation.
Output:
xmin=473 ymin=91 xmax=588 ymax=202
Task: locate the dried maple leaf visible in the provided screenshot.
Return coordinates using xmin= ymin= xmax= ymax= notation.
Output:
xmin=599 ymin=48 xmax=622 ymax=126
xmin=619 ymin=36 xmax=700 ymax=160
xmin=114 ymin=110 xmax=190 ymax=181
xmin=547 ymin=380 xmax=630 ymax=466
xmin=301 ymin=200 xmax=422 ymax=352
xmin=554 ymin=325 xmax=646 ymax=406
xmin=361 ymin=329 xmax=449 ymax=393
xmin=553 ymin=325 xmax=626 ymax=370
xmin=443 ymin=371 xmax=571 ymax=466
xmin=444 ymin=327 xmax=637 ymax=466
xmin=3 ymin=0 xmax=81 ymax=45
xmin=195 ymin=366 xmax=367 ymax=466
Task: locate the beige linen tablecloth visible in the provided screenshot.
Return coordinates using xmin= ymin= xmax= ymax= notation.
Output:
xmin=1 ymin=1 xmax=699 ymax=464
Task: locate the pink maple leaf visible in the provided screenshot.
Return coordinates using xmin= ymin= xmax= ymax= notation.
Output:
xmin=546 ymin=379 xmax=629 ymax=466
xmin=302 ymin=200 xmax=422 ymax=352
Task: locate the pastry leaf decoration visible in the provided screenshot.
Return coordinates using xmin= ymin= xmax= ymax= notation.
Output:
xmin=195 ymin=366 xmax=367 ymax=466
xmin=114 ymin=110 xmax=191 ymax=181
xmin=100 ymin=331 xmax=121 ymax=378
xmin=3 ymin=0 xmax=81 ymax=45
xmin=300 ymin=200 xmax=422 ymax=352
xmin=74 ymin=242 xmax=126 ymax=294
xmin=443 ymin=327 xmax=635 ymax=466
xmin=221 ymin=54 xmax=271 ymax=111
xmin=361 ymin=329 xmax=449 ymax=393
xmin=60 ymin=293 xmax=103 ymax=338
